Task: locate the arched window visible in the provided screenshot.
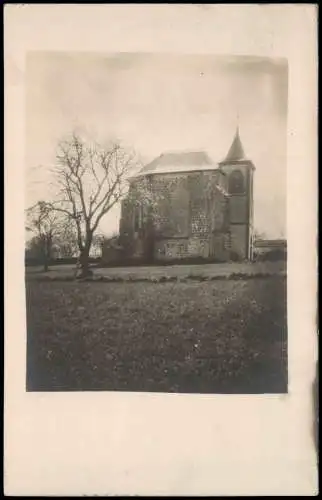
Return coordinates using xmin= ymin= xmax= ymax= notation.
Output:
xmin=229 ymin=170 xmax=245 ymax=194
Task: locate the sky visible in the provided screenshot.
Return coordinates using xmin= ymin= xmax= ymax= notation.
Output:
xmin=26 ymin=52 xmax=288 ymax=238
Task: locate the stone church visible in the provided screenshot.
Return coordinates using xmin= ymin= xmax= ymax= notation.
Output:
xmin=118 ymin=128 xmax=255 ymax=263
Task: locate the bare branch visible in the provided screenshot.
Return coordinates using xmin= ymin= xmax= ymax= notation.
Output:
xmin=46 ymin=130 xmax=138 ymax=274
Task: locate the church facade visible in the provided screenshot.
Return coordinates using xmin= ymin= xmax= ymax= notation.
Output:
xmin=118 ymin=128 xmax=255 ymax=263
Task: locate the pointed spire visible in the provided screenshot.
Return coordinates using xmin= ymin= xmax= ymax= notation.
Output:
xmin=223 ymin=126 xmax=247 ymax=163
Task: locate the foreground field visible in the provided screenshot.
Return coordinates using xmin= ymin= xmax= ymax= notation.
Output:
xmin=26 ymin=277 xmax=287 ymax=393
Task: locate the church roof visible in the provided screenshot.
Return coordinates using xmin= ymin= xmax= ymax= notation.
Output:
xmin=222 ymin=127 xmax=248 ymax=163
xmin=135 ymin=151 xmax=218 ymax=177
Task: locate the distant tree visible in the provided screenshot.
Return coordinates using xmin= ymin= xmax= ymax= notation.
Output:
xmin=25 ymin=234 xmax=44 ymax=260
xmin=48 ymin=132 xmax=139 ymax=277
xmin=25 ymin=201 xmax=65 ymax=271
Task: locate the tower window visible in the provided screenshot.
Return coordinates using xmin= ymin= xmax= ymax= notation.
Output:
xmin=229 ymin=170 xmax=245 ymax=194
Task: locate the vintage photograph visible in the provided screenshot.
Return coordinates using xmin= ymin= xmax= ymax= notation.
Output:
xmin=25 ymin=52 xmax=288 ymax=394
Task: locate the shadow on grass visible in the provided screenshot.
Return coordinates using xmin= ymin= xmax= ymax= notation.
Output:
xmin=26 ymin=272 xmax=285 ymax=284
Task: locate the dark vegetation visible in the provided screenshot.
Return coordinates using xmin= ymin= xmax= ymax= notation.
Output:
xmin=25 ymin=248 xmax=287 ymax=270
xmin=25 ymin=256 xmax=101 ymax=267
xmin=253 ymin=248 xmax=287 ymax=262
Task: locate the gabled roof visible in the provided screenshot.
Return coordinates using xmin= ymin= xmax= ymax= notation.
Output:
xmin=135 ymin=151 xmax=218 ymax=177
xmin=221 ymin=127 xmax=248 ymax=163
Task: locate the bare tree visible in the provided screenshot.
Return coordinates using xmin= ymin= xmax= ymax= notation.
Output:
xmin=25 ymin=201 xmax=65 ymax=271
xmin=49 ymin=132 xmax=139 ymax=276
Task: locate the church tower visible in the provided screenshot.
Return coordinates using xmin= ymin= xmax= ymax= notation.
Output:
xmin=219 ymin=127 xmax=255 ymax=261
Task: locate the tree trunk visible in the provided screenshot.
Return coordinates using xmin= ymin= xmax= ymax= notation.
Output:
xmin=42 ymin=238 xmax=50 ymax=272
xmin=79 ymin=250 xmax=89 ymax=277
xmin=79 ymin=238 xmax=92 ymax=277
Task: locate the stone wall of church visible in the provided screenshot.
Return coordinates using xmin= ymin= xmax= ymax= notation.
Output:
xmin=117 ymin=170 xmax=231 ymax=263
xmin=153 ymin=235 xmax=229 ymax=261
xmin=152 ymin=171 xmax=227 ymax=261
xmin=150 ymin=173 xmax=190 ymax=239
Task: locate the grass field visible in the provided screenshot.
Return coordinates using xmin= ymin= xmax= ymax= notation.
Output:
xmin=26 ymin=275 xmax=287 ymax=393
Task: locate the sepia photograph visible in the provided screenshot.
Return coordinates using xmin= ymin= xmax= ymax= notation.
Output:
xmin=5 ymin=4 xmax=318 ymax=497
xmin=25 ymin=52 xmax=288 ymax=394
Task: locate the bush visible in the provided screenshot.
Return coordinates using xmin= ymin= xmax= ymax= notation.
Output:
xmin=256 ymin=249 xmax=287 ymax=262
xmin=97 ymin=256 xmax=228 ymax=268
xmin=230 ymin=251 xmax=243 ymax=263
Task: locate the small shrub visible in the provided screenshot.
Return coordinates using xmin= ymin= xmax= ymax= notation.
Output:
xmin=256 ymin=249 xmax=287 ymax=262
